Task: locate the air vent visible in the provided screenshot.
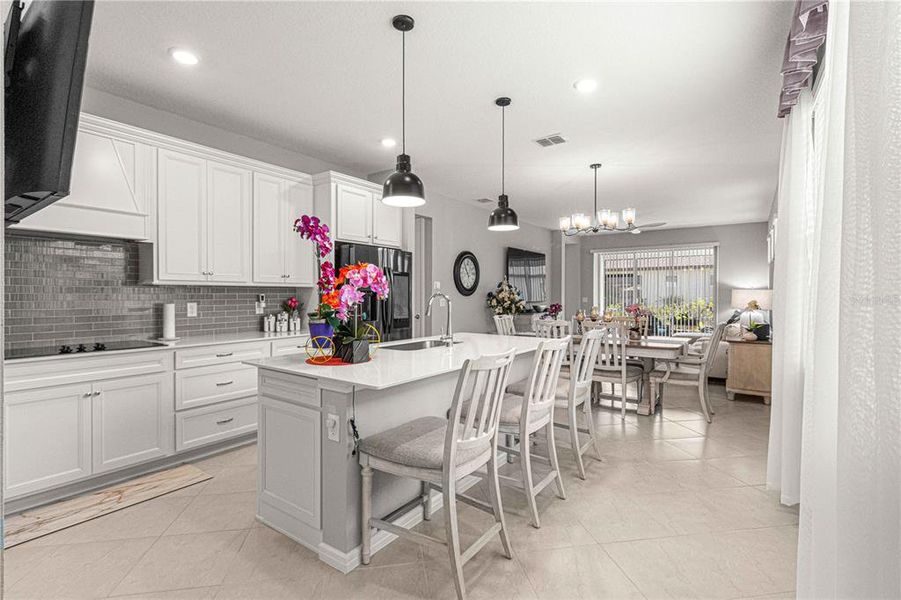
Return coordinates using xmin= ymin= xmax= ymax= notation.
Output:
xmin=534 ymin=133 xmax=567 ymax=147
xmin=475 ymin=197 xmax=493 ymax=204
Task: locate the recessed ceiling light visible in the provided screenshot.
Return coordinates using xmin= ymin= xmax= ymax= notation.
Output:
xmin=169 ymin=48 xmax=199 ymax=66
xmin=573 ymin=78 xmax=598 ymax=94
xmin=380 ymin=138 xmax=397 ymax=148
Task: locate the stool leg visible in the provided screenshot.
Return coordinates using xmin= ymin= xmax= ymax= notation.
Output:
xmin=361 ymin=464 xmax=373 ymax=565
xmin=546 ymin=419 xmax=566 ymax=500
xmin=568 ymin=404 xmax=586 ymax=479
xmin=520 ymin=428 xmax=541 ymax=529
xmin=487 ymin=446 xmax=513 ymax=559
xmin=584 ymin=397 xmax=603 ymax=461
xmin=443 ymin=477 xmax=466 ymax=599
xmin=421 ymin=481 xmax=432 ymax=521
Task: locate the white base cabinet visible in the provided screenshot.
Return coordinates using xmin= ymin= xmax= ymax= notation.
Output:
xmin=92 ymin=373 xmax=174 ymax=474
xmin=4 ymin=384 xmax=93 ymax=498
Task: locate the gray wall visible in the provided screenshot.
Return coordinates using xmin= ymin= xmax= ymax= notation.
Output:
xmin=82 ymin=88 xmax=360 ymax=178
xmin=571 ymin=222 xmax=769 ymax=322
xmin=415 ymin=197 xmax=554 ymax=334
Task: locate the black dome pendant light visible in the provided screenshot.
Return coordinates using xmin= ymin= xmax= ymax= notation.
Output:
xmin=487 ymin=97 xmax=519 ymax=232
xmin=382 ymin=15 xmax=426 ymax=208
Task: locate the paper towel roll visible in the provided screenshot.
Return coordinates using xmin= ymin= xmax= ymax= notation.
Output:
xmin=163 ymin=303 xmax=176 ymax=340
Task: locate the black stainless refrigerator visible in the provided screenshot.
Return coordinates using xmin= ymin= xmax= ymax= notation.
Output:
xmin=334 ymin=242 xmax=412 ymax=341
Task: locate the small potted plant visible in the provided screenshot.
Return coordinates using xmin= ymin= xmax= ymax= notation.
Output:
xmin=294 ymin=215 xmax=336 ymax=347
xmin=328 ymin=262 xmax=390 ymax=363
xmin=486 ymin=278 xmax=526 ymax=315
xmin=546 ymin=302 xmax=562 ymax=319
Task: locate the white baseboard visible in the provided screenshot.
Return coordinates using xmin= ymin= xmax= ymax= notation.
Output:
xmin=316 ymin=474 xmax=481 ymax=574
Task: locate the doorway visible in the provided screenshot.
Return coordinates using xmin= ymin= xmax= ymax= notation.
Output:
xmin=413 ymin=215 xmax=433 ymax=338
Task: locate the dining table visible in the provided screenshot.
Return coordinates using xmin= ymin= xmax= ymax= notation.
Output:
xmin=571 ymin=334 xmax=690 ymax=415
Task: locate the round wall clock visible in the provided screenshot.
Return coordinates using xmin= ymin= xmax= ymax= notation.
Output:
xmin=453 ymin=251 xmax=480 ymax=296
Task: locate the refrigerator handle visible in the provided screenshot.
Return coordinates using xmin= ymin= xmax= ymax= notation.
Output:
xmin=385 ymin=267 xmax=394 ymax=338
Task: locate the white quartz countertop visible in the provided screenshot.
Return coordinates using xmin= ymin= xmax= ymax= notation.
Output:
xmin=244 ymin=332 xmax=542 ymax=390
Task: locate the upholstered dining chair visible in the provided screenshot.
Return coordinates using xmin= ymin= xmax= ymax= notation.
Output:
xmin=649 ymin=322 xmax=726 ymax=423
xmin=590 ymin=323 xmax=644 ymax=420
xmin=359 ymin=350 xmax=516 ymax=600
xmin=493 ymin=314 xmax=516 ymax=335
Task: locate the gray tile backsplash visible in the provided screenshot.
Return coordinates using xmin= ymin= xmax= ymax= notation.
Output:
xmin=4 ymin=233 xmax=307 ymax=352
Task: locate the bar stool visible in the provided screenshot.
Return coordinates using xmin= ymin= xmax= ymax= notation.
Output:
xmin=359 ymin=350 xmax=516 ymax=600
xmin=493 ymin=337 xmax=569 ymax=528
xmin=493 ymin=314 xmax=516 ymax=335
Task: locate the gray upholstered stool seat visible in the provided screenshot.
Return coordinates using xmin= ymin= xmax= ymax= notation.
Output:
xmin=506 ymin=378 xmax=570 ymax=402
xmin=359 ymin=416 xmax=488 ymax=471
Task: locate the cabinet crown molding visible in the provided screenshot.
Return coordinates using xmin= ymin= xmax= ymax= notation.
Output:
xmin=312 ymin=170 xmax=383 ymax=193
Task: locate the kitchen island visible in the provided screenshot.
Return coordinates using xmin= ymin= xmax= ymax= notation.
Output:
xmin=244 ymin=332 xmax=541 ymax=573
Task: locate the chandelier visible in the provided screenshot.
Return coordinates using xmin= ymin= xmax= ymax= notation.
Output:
xmin=558 ymin=163 xmax=665 ymax=236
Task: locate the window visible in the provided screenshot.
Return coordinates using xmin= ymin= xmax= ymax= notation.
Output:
xmin=506 ymin=248 xmax=547 ymax=304
xmin=592 ymin=244 xmax=717 ymax=333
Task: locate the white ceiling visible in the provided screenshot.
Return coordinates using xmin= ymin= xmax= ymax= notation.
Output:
xmin=84 ymin=1 xmax=792 ymax=231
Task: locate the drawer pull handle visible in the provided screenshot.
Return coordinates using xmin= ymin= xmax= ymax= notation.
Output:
xmin=216 ymin=380 xmax=235 ymax=387
xmin=216 ymin=417 xmax=235 ymax=425
xmin=216 ymin=352 xmax=234 ymax=358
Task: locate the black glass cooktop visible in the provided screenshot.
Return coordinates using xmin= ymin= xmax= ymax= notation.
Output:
xmin=6 ymin=340 xmax=167 ymax=360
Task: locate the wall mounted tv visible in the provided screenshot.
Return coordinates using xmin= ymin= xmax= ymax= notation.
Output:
xmin=506 ymin=247 xmax=547 ymax=306
xmin=4 ymin=0 xmax=95 ymax=225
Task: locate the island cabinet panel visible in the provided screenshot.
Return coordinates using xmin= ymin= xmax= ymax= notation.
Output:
xmin=258 ymin=395 xmax=321 ymax=530
xmin=92 ymin=372 xmax=174 ymax=473
xmin=4 ymin=384 xmax=93 ymax=498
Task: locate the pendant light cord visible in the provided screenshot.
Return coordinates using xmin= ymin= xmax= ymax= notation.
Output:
xmin=593 ymin=166 xmax=597 ymax=217
xmin=402 ymin=30 xmax=406 ymax=155
xmin=501 ymin=104 xmax=505 ymax=195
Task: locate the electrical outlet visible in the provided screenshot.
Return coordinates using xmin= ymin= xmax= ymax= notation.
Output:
xmin=186 ymin=302 xmax=198 ymax=318
xmin=257 ymin=294 xmax=266 ymax=303
xmin=326 ymin=413 xmax=340 ymax=442
xmin=582 ymin=297 xmax=589 ymax=303
xmin=254 ymin=302 xmax=264 ymax=315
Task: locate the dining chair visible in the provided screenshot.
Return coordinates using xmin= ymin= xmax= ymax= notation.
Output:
xmin=649 ymin=322 xmax=726 ymax=423
xmin=591 ymin=323 xmax=644 ymax=420
xmin=535 ymin=319 xmax=570 ymax=338
xmin=359 ymin=350 xmax=516 ymax=600
xmin=493 ymin=314 xmax=516 ymax=335
xmin=490 ymin=337 xmax=569 ymax=528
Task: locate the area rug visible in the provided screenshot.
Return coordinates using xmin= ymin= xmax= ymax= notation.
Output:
xmin=3 ymin=464 xmax=212 ymax=548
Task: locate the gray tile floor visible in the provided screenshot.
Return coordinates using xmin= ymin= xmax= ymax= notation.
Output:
xmin=4 ymin=383 xmax=797 ymax=599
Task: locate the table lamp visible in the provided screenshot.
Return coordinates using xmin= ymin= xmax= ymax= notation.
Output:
xmin=730 ymin=288 xmax=772 ymax=340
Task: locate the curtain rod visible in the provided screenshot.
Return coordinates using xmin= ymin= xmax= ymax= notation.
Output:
xmin=589 ymin=242 xmax=720 ymax=254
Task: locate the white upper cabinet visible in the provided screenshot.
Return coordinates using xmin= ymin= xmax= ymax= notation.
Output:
xmin=315 ymin=173 xmax=407 ymax=249
xmin=252 ymin=173 xmax=315 ymax=286
xmin=335 ymin=183 xmax=373 ymax=243
xmin=156 ymin=151 xmax=252 ymax=284
xmin=207 ymin=161 xmax=252 ymax=283
xmin=158 ymin=150 xmax=207 ymax=281
xmin=11 ymin=117 xmax=155 ymax=240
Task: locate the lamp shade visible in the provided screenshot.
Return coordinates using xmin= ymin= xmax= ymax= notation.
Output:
xmin=731 ymin=288 xmax=772 ymax=310
xmin=487 ymin=194 xmax=519 ymax=231
xmin=382 ymin=154 xmax=425 ymax=207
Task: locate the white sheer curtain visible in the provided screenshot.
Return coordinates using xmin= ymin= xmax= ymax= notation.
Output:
xmin=767 ymin=88 xmax=814 ymax=507
xmin=770 ymin=0 xmax=901 ymax=597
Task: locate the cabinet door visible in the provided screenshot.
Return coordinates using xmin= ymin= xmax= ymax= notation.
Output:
xmin=284 ymin=180 xmax=316 ymax=286
xmin=92 ymin=373 xmax=174 ymax=473
xmin=258 ymin=395 xmax=321 ymax=529
xmin=334 ymin=183 xmax=373 ymax=243
xmin=207 ymin=161 xmax=252 ymax=283
xmin=158 ymin=149 xmax=207 ymax=281
xmin=372 ymin=197 xmax=403 ymax=248
xmin=253 ymin=172 xmax=288 ymax=284
xmin=4 ymin=384 xmax=92 ymax=498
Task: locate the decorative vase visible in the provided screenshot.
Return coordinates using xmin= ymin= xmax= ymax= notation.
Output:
xmin=334 ymin=339 xmax=370 ymax=364
xmin=308 ymin=321 xmax=334 ymax=350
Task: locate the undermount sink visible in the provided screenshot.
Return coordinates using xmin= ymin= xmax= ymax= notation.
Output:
xmin=384 ymin=339 xmax=462 ymax=351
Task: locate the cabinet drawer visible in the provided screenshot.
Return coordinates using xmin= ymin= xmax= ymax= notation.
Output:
xmin=176 ymin=363 xmax=258 ymax=410
xmin=176 ymin=397 xmax=257 ymax=451
xmin=175 ymin=341 xmax=269 ymax=370
xmin=271 ymin=336 xmax=311 ymax=357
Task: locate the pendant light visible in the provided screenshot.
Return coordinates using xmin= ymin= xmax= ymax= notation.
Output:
xmin=487 ymin=97 xmax=519 ymax=231
xmin=382 ymin=15 xmax=426 ymax=208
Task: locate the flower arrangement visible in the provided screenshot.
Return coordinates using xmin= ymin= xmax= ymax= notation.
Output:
xmin=486 ymin=278 xmax=526 ymax=315
xmin=282 ymin=296 xmax=302 ymax=316
xmin=294 ymin=215 xmax=337 ymax=323
xmin=546 ymin=302 xmax=562 ymax=319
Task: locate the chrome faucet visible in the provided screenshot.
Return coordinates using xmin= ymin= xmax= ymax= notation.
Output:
xmin=426 ymin=291 xmax=454 ymax=346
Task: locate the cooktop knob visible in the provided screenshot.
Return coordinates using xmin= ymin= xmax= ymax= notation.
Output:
xmin=59 ymin=345 xmax=73 ymax=354
xmin=93 ymin=342 xmax=107 ymax=351
xmin=76 ymin=344 xmax=87 ymax=352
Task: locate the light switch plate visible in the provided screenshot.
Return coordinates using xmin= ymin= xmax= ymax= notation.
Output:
xmin=254 ymin=302 xmax=264 ymax=315
xmin=186 ymin=302 xmax=198 ymax=317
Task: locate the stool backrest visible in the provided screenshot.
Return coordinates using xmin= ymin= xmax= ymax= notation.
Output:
xmin=569 ymin=329 xmax=604 ymax=401
xmin=519 ymin=336 xmax=570 ymax=425
xmin=536 ymin=319 xmax=570 ymax=339
xmin=493 ymin=315 xmax=516 ymax=335
xmin=447 ymin=349 xmax=517 ymax=467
